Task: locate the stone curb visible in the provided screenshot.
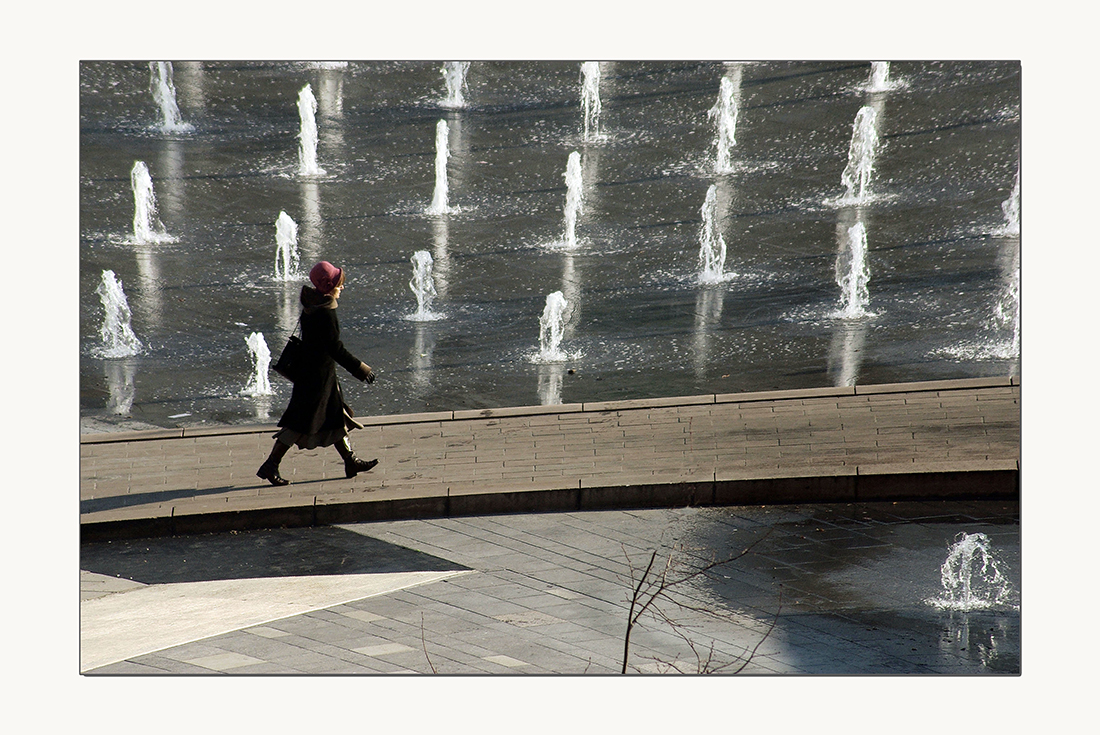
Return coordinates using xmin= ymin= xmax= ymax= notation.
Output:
xmin=80 ymin=461 xmax=1019 ymax=543
xmin=80 ymin=376 xmax=1016 ymax=445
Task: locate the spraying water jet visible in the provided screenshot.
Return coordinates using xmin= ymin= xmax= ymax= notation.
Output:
xmin=130 ymin=161 xmax=175 ymax=244
xmin=274 ymin=211 xmax=300 ymax=281
xmin=149 ymin=62 xmax=193 ymax=133
xmin=708 ymin=76 xmax=739 ymax=174
xmin=580 ymin=62 xmax=602 ymax=141
xmin=537 ymin=291 xmax=570 ymax=362
xmin=697 ymin=185 xmax=732 ymax=284
xmin=441 ymin=62 xmax=470 ymax=108
xmin=926 ymin=532 xmax=1015 ymax=611
xmin=840 ymin=106 xmax=879 ymax=202
xmin=427 ymin=120 xmax=453 ymax=215
xmin=95 ymin=270 xmax=143 ymax=358
xmin=241 ymin=332 xmax=273 ymax=396
xmin=297 ymin=84 xmax=325 ymax=176
xmin=832 ymin=221 xmax=872 ymax=319
xmin=561 ymin=151 xmax=583 ymax=247
xmin=408 ymin=250 xmax=442 ymax=321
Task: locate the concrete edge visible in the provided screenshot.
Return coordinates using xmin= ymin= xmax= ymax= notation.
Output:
xmin=80 ymin=465 xmax=1020 ymax=542
xmin=80 ymin=376 xmax=1017 ymax=445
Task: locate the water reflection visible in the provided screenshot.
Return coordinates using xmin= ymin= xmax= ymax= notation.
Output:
xmin=538 ymin=363 xmax=565 ymax=406
xmin=411 ymin=323 xmax=436 ymax=396
xmin=316 ymin=68 xmax=344 ymax=119
xmin=158 ymin=139 xmax=186 ymax=223
xmin=250 ymin=393 xmax=273 ymax=421
xmin=692 ymin=286 xmax=725 ymax=382
xmin=133 ymin=247 xmax=163 ymax=330
xmin=939 ymin=613 xmax=1014 ymax=670
xmin=299 ymin=179 xmax=323 ymax=261
xmin=827 ymin=319 xmax=868 ymax=387
xmin=276 ymin=282 xmax=298 ymax=343
xmin=105 ymin=359 xmax=137 ymax=415
xmin=172 ymin=61 xmax=205 ymax=115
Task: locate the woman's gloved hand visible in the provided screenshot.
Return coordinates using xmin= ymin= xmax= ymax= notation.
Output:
xmin=359 ymin=363 xmax=376 ymax=383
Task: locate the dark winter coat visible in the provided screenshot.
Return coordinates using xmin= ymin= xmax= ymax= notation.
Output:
xmin=277 ymin=286 xmax=370 ymax=436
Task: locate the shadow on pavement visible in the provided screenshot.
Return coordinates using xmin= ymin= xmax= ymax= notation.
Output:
xmin=80 ymin=525 xmax=469 ymax=585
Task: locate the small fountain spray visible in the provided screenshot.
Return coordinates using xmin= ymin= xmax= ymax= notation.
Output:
xmin=840 ymin=106 xmax=879 ymax=202
xmin=997 ymin=167 xmax=1020 ymax=237
xmin=538 ymin=291 xmax=570 ymax=362
xmin=708 ymin=76 xmax=739 ymax=174
xmin=440 ymin=62 xmax=470 ymax=108
xmin=241 ymin=332 xmax=273 ymax=396
xmin=697 ymin=184 xmax=730 ymax=284
xmin=562 ymin=151 xmax=583 ymax=247
xmin=149 ymin=62 xmax=192 ymax=133
xmin=926 ymin=532 xmax=1015 ymax=611
xmin=408 ymin=250 xmax=441 ymax=321
xmin=833 ymin=221 xmax=872 ymax=318
xmin=95 ymin=270 xmax=143 ymax=358
xmin=274 ymin=211 xmax=300 ymax=281
xmin=130 ymin=161 xmax=175 ymax=244
xmin=297 ymin=83 xmax=325 ymax=176
xmin=580 ymin=62 xmax=602 ymax=141
xmin=868 ymin=62 xmax=891 ymax=92
xmin=427 ymin=119 xmax=453 ymax=215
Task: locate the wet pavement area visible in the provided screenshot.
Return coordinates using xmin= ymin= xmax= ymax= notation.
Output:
xmin=81 ymin=499 xmax=1019 ymax=675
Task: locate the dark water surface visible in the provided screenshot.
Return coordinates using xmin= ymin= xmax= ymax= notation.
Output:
xmin=80 ymin=61 xmax=1020 ymax=432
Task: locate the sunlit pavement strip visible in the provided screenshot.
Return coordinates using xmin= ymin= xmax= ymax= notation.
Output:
xmin=80 ymin=570 xmax=469 ymax=672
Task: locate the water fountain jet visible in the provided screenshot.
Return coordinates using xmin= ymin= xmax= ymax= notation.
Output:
xmin=149 ymin=62 xmax=192 ymax=133
xmin=274 ymin=211 xmax=300 ymax=281
xmin=441 ymin=62 xmax=470 ymax=108
xmin=241 ymin=332 xmax=273 ymax=396
xmin=95 ymin=270 xmax=143 ymax=358
xmin=867 ymin=62 xmax=892 ymax=92
xmin=427 ymin=120 xmax=453 ymax=215
xmin=408 ymin=250 xmax=441 ymax=321
xmin=840 ymin=106 xmax=879 ymax=202
xmin=708 ymin=76 xmax=739 ymax=174
xmin=562 ymin=151 xmax=583 ymax=248
xmin=926 ymin=532 xmax=1015 ymax=611
xmin=581 ymin=62 xmax=602 ymax=141
xmin=297 ymin=84 xmax=325 ymax=176
xmin=698 ymin=185 xmax=731 ymax=284
xmin=537 ymin=291 xmax=570 ymax=362
xmin=130 ymin=161 xmax=175 ymax=244
xmin=832 ymin=221 xmax=872 ymax=318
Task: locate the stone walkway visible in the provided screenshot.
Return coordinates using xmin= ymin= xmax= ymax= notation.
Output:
xmin=80 ymin=500 xmax=1021 ymax=674
xmin=80 ymin=377 xmax=1020 ymax=541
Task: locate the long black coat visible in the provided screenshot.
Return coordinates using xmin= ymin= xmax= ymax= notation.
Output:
xmin=278 ymin=286 xmax=370 ymax=436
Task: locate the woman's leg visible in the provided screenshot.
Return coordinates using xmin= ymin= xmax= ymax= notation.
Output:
xmin=334 ymin=436 xmax=378 ymax=478
xmin=257 ymin=439 xmax=292 ymax=486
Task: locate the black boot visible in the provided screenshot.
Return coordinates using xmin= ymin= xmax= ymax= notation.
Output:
xmin=336 ymin=437 xmax=378 ymax=478
xmin=257 ymin=440 xmax=291 ymax=486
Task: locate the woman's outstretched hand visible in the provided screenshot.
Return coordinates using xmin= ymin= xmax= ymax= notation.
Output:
xmin=359 ymin=363 xmax=376 ymax=383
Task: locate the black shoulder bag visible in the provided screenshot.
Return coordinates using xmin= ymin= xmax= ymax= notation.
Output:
xmin=272 ymin=317 xmax=305 ymax=382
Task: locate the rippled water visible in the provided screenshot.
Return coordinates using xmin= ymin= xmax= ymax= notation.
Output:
xmin=80 ymin=60 xmax=1020 ymax=432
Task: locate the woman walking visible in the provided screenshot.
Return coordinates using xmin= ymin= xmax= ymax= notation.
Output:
xmin=257 ymin=261 xmax=378 ymax=486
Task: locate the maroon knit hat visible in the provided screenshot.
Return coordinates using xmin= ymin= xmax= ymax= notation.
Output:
xmin=309 ymin=261 xmax=343 ymax=294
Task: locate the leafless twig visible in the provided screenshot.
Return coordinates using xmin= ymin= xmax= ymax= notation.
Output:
xmin=621 ymin=527 xmax=775 ymax=674
xmin=421 ymin=612 xmax=437 ymax=674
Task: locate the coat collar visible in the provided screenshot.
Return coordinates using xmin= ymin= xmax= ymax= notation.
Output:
xmin=300 ymin=285 xmax=337 ymax=312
